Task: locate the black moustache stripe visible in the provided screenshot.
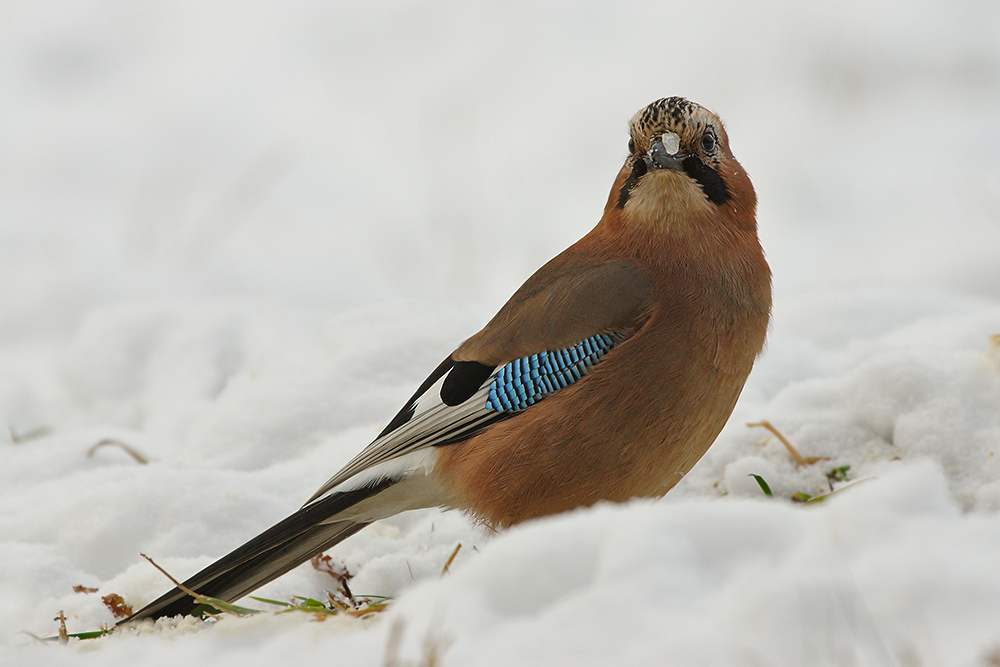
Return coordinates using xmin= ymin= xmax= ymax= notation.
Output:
xmin=681 ymin=156 xmax=730 ymax=205
xmin=617 ymin=157 xmax=648 ymax=208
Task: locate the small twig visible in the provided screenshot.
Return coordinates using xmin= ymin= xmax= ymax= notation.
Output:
xmin=341 ymin=577 xmax=356 ymax=605
xmin=747 ymin=421 xmax=826 ymax=466
xmin=440 ymin=543 xmax=462 ymax=577
xmin=326 ymin=590 xmax=351 ymax=612
xmin=140 ymin=553 xmax=196 ymax=596
xmin=88 ymin=439 xmax=149 ymax=464
xmin=56 ymin=611 xmax=68 ymax=645
xmin=311 ymin=553 xmax=355 ymax=603
xmin=139 ymin=553 xmax=259 ymax=617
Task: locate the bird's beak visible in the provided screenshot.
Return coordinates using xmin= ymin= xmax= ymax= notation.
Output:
xmin=646 ymin=131 xmax=686 ymax=171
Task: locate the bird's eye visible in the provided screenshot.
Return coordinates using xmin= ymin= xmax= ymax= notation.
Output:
xmin=700 ymin=132 xmax=716 ymax=153
xmin=628 ymin=138 xmax=636 ymax=154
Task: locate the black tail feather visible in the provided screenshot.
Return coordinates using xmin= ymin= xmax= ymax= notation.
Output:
xmin=122 ymin=480 xmax=393 ymax=622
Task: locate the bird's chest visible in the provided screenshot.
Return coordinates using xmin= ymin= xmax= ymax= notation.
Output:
xmin=648 ymin=268 xmax=768 ymax=377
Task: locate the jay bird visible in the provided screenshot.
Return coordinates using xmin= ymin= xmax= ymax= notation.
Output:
xmin=124 ymin=96 xmax=771 ymax=622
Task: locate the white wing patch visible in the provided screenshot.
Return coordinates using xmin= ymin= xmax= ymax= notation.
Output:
xmin=304 ymin=371 xmax=500 ymax=505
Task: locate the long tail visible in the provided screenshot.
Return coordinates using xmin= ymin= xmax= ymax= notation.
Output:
xmin=123 ymin=479 xmax=394 ymax=622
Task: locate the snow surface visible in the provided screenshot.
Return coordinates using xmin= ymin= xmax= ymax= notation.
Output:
xmin=3 ymin=1 xmax=1000 ymax=665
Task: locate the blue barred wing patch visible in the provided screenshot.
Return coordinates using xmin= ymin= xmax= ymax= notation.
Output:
xmin=485 ymin=332 xmax=626 ymax=412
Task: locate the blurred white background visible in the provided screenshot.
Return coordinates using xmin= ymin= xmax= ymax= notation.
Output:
xmin=4 ymin=4 xmax=1000 ymax=663
xmin=2 ymin=0 xmax=998 ymax=345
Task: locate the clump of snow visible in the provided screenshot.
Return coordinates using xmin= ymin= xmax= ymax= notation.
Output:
xmin=3 ymin=2 xmax=1000 ymax=666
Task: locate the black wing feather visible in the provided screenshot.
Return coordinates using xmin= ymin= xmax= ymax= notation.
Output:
xmin=122 ymin=479 xmax=393 ymax=622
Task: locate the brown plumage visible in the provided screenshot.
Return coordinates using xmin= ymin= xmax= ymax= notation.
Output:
xmin=123 ymin=97 xmax=770 ymax=622
xmin=438 ymin=97 xmax=769 ymax=526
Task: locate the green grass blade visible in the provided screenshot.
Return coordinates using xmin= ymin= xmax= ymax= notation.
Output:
xmin=748 ymin=474 xmax=773 ymax=497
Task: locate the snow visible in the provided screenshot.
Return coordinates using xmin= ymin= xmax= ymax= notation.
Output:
xmin=3 ymin=1 xmax=1000 ymax=664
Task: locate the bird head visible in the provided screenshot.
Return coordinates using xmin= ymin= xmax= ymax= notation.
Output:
xmin=612 ymin=97 xmax=756 ymax=232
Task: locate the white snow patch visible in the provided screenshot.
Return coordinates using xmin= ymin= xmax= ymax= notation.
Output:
xmin=3 ymin=2 xmax=1000 ymax=665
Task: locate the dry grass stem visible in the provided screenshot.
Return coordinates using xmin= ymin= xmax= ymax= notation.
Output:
xmin=440 ymin=543 xmax=462 ymax=577
xmin=88 ymin=439 xmax=149 ymax=464
xmin=56 ymin=610 xmax=68 ymax=645
xmin=747 ymin=420 xmax=826 ymax=466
